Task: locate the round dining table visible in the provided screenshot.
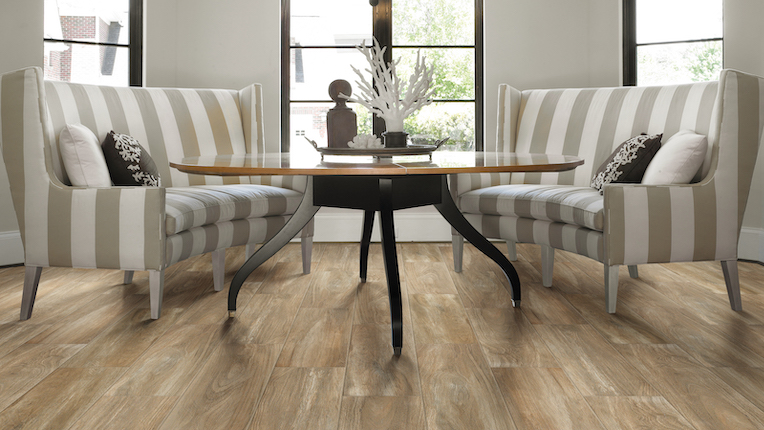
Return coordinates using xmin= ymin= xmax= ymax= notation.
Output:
xmin=171 ymin=151 xmax=584 ymax=355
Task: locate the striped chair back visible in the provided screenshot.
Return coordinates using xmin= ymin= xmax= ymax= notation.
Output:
xmin=42 ymin=80 xmax=264 ymax=188
xmin=497 ymin=81 xmax=719 ymax=187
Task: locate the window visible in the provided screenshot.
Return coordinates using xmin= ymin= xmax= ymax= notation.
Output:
xmin=623 ymin=0 xmax=723 ymax=86
xmin=282 ymin=0 xmax=483 ymax=152
xmin=43 ymin=0 xmax=142 ymax=86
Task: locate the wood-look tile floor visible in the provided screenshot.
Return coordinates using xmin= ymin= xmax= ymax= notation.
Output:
xmin=0 ymin=242 xmax=763 ymax=429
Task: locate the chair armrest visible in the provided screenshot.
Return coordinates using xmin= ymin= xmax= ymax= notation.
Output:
xmin=603 ymin=180 xmax=737 ymax=266
xmin=38 ymin=184 xmax=166 ymax=271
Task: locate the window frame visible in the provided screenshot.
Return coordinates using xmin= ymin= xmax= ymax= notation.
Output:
xmin=43 ymin=0 xmax=143 ymax=87
xmin=622 ymin=0 xmax=723 ymax=86
xmin=281 ymin=0 xmax=484 ymax=151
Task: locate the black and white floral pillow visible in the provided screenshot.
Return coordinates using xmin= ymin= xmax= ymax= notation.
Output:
xmin=590 ymin=133 xmax=662 ymax=194
xmin=101 ymin=131 xmax=161 ymax=187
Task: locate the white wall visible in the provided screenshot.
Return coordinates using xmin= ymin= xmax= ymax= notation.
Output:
xmin=1 ymin=0 xmax=764 ymax=264
xmin=725 ymin=0 xmax=764 ymax=261
xmin=483 ymin=0 xmax=620 ymax=149
xmin=146 ymin=0 xmax=282 ymax=153
xmin=0 ymin=0 xmax=43 ymax=264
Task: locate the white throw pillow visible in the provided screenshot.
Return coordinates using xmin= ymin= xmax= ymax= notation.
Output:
xmin=641 ymin=130 xmax=708 ymax=185
xmin=59 ymin=124 xmax=112 ymax=187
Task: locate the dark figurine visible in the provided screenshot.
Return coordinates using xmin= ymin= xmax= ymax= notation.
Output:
xmin=327 ymin=79 xmax=357 ymax=148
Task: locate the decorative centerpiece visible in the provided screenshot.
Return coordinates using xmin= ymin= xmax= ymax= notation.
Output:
xmin=348 ymin=134 xmax=383 ymax=149
xmin=327 ymin=79 xmax=357 ymax=149
xmin=340 ymin=37 xmax=436 ymax=148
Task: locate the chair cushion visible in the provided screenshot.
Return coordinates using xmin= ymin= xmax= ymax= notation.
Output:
xmin=458 ymin=184 xmax=605 ymax=231
xmin=165 ymin=184 xmax=303 ymax=236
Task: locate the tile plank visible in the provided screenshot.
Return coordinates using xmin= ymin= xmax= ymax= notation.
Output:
xmin=410 ymin=294 xmax=476 ymax=344
xmin=343 ymin=323 xmax=420 ymax=396
xmin=0 ymin=367 xmax=125 ymax=430
xmin=338 ymin=396 xmax=426 ymax=430
xmin=106 ymin=324 xmax=223 ymax=397
xmin=0 ymin=344 xmax=84 ymax=411
xmin=68 ymin=396 xmax=178 ymax=430
xmin=225 ymin=293 xmax=305 ymax=345
xmin=585 ymin=396 xmax=694 ymax=430
xmin=418 ymin=343 xmax=517 ymax=430
xmin=534 ymin=325 xmax=657 ymax=396
xmin=62 ymin=308 xmax=183 ymax=368
xmin=248 ymin=367 xmax=344 ymax=430
xmin=467 ymin=308 xmax=558 ymax=368
xmin=276 ymin=308 xmax=353 ymax=367
xmin=493 ymin=367 xmax=604 ymax=430
xmin=158 ymin=344 xmax=281 ymax=430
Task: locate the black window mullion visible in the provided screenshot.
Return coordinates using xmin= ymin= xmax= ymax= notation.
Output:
xmin=129 ymin=0 xmax=142 ymax=87
xmin=475 ymin=0 xmax=484 ymax=150
xmin=622 ymin=0 xmax=637 ymax=86
xmin=372 ymin=0 xmax=393 ymax=137
xmin=281 ymin=0 xmax=291 ymax=152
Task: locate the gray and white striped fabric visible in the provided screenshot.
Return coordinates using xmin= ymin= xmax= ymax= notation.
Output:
xmin=605 ymin=70 xmax=764 ymax=266
xmin=458 ymin=185 xmax=604 ymax=231
xmin=451 ymin=69 xmax=764 ymax=267
xmin=0 ymin=66 xmax=307 ymax=272
xmin=165 ymin=216 xmax=290 ymax=267
xmin=454 ymin=78 xmax=719 ymax=197
xmin=464 ymin=213 xmax=603 ymax=263
xmin=165 ymin=184 xmax=302 ymax=235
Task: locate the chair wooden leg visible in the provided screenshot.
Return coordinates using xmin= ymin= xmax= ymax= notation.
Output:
xmin=628 ymin=265 xmax=638 ymax=279
xmin=541 ymin=245 xmax=554 ymax=287
xmin=301 ymin=236 xmax=313 ymax=275
xmin=212 ymin=249 xmax=225 ymax=292
xmin=149 ymin=269 xmax=165 ymax=319
xmin=721 ymin=260 xmax=742 ymax=311
xmin=452 ymin=233 xmax=464 ymax=273
xmin=300 ymin=218 xmax=315 ymax=275
xmin=506 ymin=240 xmax=517 ymax=262
xmin=20 ymin=266 xmax=43 ymax=321
xmin=604 ymin=264 xmax=619 ymax=313
xmin=245 ymin=243 xmax=257 ymax=260
xmin=123 ymin=270 xmax=134 ymax=284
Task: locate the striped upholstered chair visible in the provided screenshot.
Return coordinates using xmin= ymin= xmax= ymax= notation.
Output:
xmin=451 ymin=69 xmax=764 ymax=313
xmin=0 ymin=67 xmax=313 ymax=320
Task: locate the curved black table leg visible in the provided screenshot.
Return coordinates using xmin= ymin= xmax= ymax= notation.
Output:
xmin=379 ymin=179 xmax=403 ymax=356
xmin=228 ymin=176 xmax=319 ymax=317
xmin=433 ymin=175 xmax=522 ymax=307
xmin=359 ymin=210 xmax=375 ymax=283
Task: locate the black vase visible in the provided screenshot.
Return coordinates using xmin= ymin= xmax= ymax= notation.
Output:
xmin=382 ymin=131 xmax=408 ymax=148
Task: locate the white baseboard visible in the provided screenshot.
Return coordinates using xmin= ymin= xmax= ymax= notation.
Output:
xmin=0 ymin=231 xmax=23 ymax=266
xmin=312 ymin=207 xmax=452 ymax=242
xmin=738 ymin=227 xmax=764 ymax=263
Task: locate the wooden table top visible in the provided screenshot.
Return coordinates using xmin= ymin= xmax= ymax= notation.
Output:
xmin=170 ymin=152 xmax=584 ymax=176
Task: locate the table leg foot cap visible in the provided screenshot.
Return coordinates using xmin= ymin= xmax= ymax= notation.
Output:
xmin=393 ymin=347 xmax=402 ymax=356
xmin=512 ymin=300 xmax=521 ymax=308
xmin=228 ymin=311 xmax=236 ymax=318
xmin=360 ymin=278 xmax=366 ymax=283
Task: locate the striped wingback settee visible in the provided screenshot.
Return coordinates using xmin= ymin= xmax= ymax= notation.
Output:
xmin=0 ymin=66 xmax=313 ymax=320
xmin=451 ymin=69 xmax=764 ymax=313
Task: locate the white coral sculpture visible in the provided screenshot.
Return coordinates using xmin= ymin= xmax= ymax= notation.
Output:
xmin=348 ymin=134 xmax=383 ymax=149
xmin=340 ymin=38 xmax=436 ymax=133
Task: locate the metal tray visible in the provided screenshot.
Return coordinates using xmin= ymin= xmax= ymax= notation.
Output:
xmin=306 ymin=137 xmax=449 ymax=160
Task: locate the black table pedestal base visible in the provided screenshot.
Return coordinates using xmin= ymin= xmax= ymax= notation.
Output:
xmin=228 ymin=174 xmax=521 ymax=355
